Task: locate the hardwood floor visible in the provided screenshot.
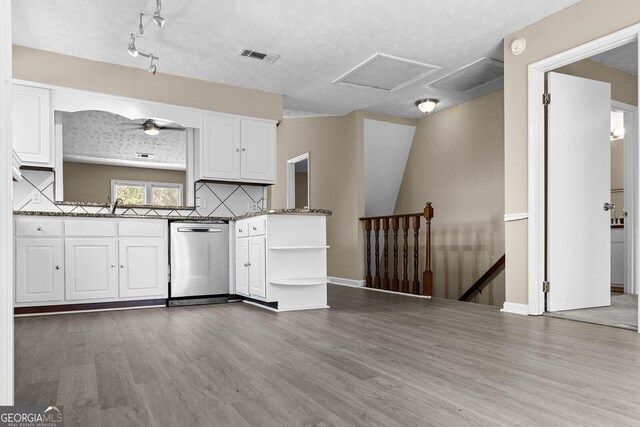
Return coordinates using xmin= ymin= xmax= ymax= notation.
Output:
xmin=14 ymin=285 xmax=640 ymax=426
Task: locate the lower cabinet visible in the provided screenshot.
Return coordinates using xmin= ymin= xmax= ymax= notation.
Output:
xmin=15 ymin=238 xmax=64 ymax=303
xmin=65 ymin=238 xmax=118 ymax=301
xmin=14 ymin=217 xmax=168 ymax=308
xmin=235 ymin=238 xmax=250 ymax=295
xmin=235 ymin=232 xmax=266 ymax=298
xmin=118 ymin=238 xmax=165 ymax=298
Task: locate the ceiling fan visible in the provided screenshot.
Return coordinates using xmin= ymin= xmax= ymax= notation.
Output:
xmin=119 ymin=118 xmax=185 ymax=136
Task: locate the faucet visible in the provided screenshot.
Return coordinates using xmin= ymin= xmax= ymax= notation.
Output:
xmin=111 ymin=198 xmax=123 ymax=215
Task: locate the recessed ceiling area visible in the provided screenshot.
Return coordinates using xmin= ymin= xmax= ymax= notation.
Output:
xmin=60 ymin=110 xmax=187 ymax=170
xmin=12 ymin=0 xmax=582 ymax=119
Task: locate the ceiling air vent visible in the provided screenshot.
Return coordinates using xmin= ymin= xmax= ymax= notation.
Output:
xmin=238 ymin=48 xmax=279 ymax=64
xmin=135 ymin=152 xmax=155 ymax=160
xmin=427 ymin=57 xmax=503 ymax=92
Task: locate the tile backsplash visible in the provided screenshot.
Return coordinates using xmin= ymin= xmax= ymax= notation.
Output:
xmin=14 ymin=170 xmax=266 ymax=218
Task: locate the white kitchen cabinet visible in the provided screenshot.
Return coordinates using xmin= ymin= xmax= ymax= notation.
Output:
xmin=65 ymin=238 xmax=118 ymax=301
xmin=118 ymin=238 xmax=166 ymax=298
xmin=234 ymin=214 xmax=329 ymax=310
xmin=241 ymin=120 xmax=276 ymax=182
xmin=15 ymin=238 xmax=64 ymax=303
xmin=201 ymin=114 xmax=241 ymax=180
xmin=12 ymin=84 xmax=52 ymax=167
xmin=235 ymin=237 xmax=250 ymax=295
xmin=198 ymin=114 xmax=276 ymax=184
xmin=248 ymin=236 xmax=266 ymax=297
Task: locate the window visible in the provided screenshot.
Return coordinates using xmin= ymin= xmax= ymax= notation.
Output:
xmin=111 ymin=180 xmax=183 ymax=207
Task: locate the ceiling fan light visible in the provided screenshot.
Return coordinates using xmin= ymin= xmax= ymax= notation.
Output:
xmin=415 ymin=98 xmax=439 ymax=114
xmin=143 ymin=121 xmax=160 ymax=135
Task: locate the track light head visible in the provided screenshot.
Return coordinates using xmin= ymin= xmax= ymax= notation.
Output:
xmin=138 ymin=13 xmax=144 ymax=34
xmin=153 ymin=13 xmax=165 ymax=27
xmin=148 ymin=55 xmax=157 ymax=75
xmin=127 ymin=34 xmax=138 ymax=57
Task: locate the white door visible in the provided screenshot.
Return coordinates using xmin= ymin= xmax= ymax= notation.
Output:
xmin=240 ymin=120 xmax=276 ymax=182
xmin=202 ymin=115 xmax=241 ymax=180
xmin=547 ymin=72 xmax=611 ymax=312
xmin=12 ymin=84 xmax=51 ymax=166
xmin=15 ymin=238 xmax=64 ymax=303
xmin=249 ymin=236 xmax=266 ymax=298
xmin=235 ymin=238 xmax=249 ymax=295
xmin=65 ymin=239 xmax=118 ymax=301
xmin=118 ymin=238 xmax=166 ymax=298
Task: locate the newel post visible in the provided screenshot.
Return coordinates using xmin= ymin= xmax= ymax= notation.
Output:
xmin=422 ymin=202 xmax=434 ymax=297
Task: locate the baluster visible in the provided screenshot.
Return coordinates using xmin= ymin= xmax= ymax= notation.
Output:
xmin=374 ymin=219 xmax=381 ymax=288
xmin=412 ymin=215 xmax=421 ymax=294
xmin=402 ymin=217 xmax=409 ymax=293
xmin=364 ymin=219 xmax=372 ymax=287
xmin=392 ymin=218 xmax=400 ymax=291
xmin=423 ymin=202 xmax=434 ymax=297
xmin=382 ymin=218 xmax=390 ymax=290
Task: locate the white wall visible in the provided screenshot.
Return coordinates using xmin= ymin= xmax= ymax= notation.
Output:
xmin=364 ymin=119 xmax=415 ymax=217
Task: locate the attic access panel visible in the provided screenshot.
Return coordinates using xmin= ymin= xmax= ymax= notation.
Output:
xmin=427 ymin=57 xmax=504 ymax=92
xmin=333 ymin=53 xmax=441 ymax=93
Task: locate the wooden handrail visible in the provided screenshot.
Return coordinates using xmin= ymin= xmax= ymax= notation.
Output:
xmin=458 ymin=254 xmax=505 ymax=302
xmin=361 ymin=202 xmax=433 ymax=296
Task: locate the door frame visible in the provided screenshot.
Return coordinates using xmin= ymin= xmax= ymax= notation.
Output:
xmin=286 ymin=152 xmax=310 ymax=209
xmin=527 ymin=24 xmax=640 ymax=317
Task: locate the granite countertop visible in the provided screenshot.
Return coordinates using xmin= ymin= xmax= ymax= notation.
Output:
xmin=13 ymin=208 xmax=332 ymax=221
xmin=235 ymin=208 xmax=332 ymax=220
xmin=13 ymin=210 xmax=231 ymax=221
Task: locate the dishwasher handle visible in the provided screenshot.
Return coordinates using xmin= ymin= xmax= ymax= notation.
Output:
xmin=177 ymin=227 xmax=224 ymax=233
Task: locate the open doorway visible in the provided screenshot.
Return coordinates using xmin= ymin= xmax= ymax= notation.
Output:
xmin=541 ymin=39 xmax=639 ymax=330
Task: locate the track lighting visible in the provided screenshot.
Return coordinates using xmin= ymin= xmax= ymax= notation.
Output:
xmin=153 ymin=0 xmax=165 ymax=27
xmin=127 ymin=34 xmax=138 ymax=57
xmin=138 ymin=13 xmax=144 ymax=34
xmin=148 ymin=55 xmax=157 ymax=75
xmin=415 ymin=99 xmax=439 ymax=114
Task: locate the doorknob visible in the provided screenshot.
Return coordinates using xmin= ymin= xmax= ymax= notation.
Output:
xmin=604 ymin=202 xmax=615 ymax=212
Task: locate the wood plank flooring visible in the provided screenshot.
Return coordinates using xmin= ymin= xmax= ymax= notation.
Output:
xmin=14 ymin=285 xmax=640 ymax=426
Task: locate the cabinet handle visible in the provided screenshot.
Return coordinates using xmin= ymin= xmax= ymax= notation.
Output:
xmin=55 ymin=265 xmax=61 ymax=270
xmin=238 ymin=229 xmax=243 ymax=233
xmin=236 ymin=148 xmax=240 ymax=152
xmin=37 ymin=226 xmax=42 ymax=231
xmin=242 ymin=148 xmax=246 ymax=152
xmin=110 ymin=264 xmax=115 ymax=268
xmin=247 ymin=262 xmax=252 ymax=267
xmin=252 ymin=227 xmax=257 ymax=231
xmin=120 ymin=265 xmax=125 ymax=269
xmin=243 ymin=262 xmax=249 ymax=267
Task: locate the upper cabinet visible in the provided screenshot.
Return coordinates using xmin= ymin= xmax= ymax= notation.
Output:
xmin=12 ymin=84 xmax=52 ymax=167
xmin=197 ymin=114 xmax=276 ymax=185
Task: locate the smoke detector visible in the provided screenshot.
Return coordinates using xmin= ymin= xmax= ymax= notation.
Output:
xmin=238 ymin=48 xmax=280 ymax=64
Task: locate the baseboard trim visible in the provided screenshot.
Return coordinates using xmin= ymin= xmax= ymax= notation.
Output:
xmin=361 ymin=287 xmax=432 ymax=299
xmin=14 ymin=299 xmax=167 ymax=315
xmin=328 ymin=277 xmax=365 ymax=288
xmin=501 ymin=302 xmax=529 ymax=316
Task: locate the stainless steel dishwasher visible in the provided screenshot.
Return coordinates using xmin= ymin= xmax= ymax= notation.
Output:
xmin=168 ymin=221 xmax=229 ymax=306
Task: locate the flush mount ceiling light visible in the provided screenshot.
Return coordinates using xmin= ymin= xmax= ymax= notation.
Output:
xmin=126 ymin=0 xmax=166 ymax=74
xmin=415 ymin=99 xmax=439 ymax=114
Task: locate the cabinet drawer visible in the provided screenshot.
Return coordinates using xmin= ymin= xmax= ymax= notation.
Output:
xmin=249 ymin=218 xmax=266 ymax=236
xmin=119 ymin=221 xmax=165 ymax=237
xmin=15 ymin=219 xmax=63 ymax=237
xmin=65 ymin=220 xmax=116 ymax=237
xmin=236 ymin=221 xmax=249 ymax=238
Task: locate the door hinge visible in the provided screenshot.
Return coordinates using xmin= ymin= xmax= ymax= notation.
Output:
xmin=542 ymin=281 xmax=550 ymax=292
xmin=542 ymin=93 xmax=551 ymax=106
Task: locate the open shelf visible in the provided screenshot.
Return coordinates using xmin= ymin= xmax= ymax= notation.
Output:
xmin=269 ymin=277 xmax=327 ymax=286
xmin=269 ymin=245 xmax=330 ymax=250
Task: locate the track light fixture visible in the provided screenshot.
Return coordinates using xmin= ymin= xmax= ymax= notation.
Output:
xmin=127 ymin=34 xmax=138 ymax=57
xmin=125 ymin=0 xmax=167 ymax=74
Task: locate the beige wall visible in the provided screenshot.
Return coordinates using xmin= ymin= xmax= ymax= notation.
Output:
xmin=394 ymin=90 xmax=505 ymax=306
xmin=13 ymin=46 xmax=283 ymax=120
xmin=63 ymin=161 xmax=187 ymax=205
xmin=504 ymin=0 xmax=640 ymax=305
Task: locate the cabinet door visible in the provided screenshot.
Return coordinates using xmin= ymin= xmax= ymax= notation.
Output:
xmin=235 ymin=238 xmax=250 ymax=295
xmin=240 ymin=120 xmax=276 ymax=183
xmin=119 ymin=238 xmax=166 ymax=298
xmin=65 ymin=239 xmax=117 ymax=300
xmin=12 ymin=85 xmax=51 ymax=166
xmin=201 ymin=115 xmax=241 ymax=180
xmin=15 ymin=238 xmax=64 ymax=303
xmin=249 ymin=236 xmax=266 ymax=298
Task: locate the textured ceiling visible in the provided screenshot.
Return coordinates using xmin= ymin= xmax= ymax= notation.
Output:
xmin=13 ymin=0 xmax=581 ymax=118
xmin=590 ymin=41 xmax=638 ymax=77
xmin=60 ymin=110 xmax=187 ymax=168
